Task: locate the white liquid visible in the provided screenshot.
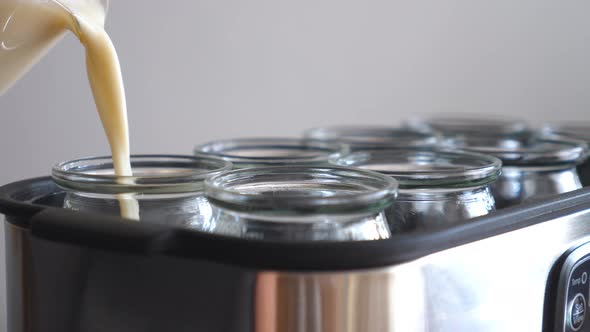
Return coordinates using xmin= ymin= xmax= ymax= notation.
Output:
xmin=0 ymin=0 xmax=139 ymax=219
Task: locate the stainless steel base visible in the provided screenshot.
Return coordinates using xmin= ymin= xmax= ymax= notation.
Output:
xmin=3 ymin=178 xmax=590 ymax=332
xmin=253 ymin=210 xmax=590 ymax=331
xmin=0 ymin=222 xmax=6 ymax=332
xmin=4 ymin=205 xmax=590 ymax=332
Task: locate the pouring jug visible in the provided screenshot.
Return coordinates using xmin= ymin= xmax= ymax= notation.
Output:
xmin=0 ymin=0 xmax=108 ymax=94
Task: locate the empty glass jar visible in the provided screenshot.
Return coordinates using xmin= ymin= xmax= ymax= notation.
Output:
xmin=405 ymin=115 xmax=529 ymax=138
xmin=203 ymin=166 xmax=398 ymax=241
xmin=195 ymin=137 xmax=346 ymax=168
xmin=52 ymin=155 xmax=232 ymax=226
xmin=303 ymin=126 xmax=440 ymax=150
xmin=444 ymin=135 xmax=588 ymax=208
xmin=333 ymin=149 xmax=501 ymax=231
xmin=541 ymin=123 xmax=590 ymax=186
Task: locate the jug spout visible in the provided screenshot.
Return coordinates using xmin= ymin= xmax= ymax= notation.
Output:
xmin=0 ymin=0 xmax=108 ymax=95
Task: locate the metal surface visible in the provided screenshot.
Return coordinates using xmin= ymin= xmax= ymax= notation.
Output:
xmin=0 ymin=222 xmax=5 ymax=332
xmin=5 ymin=202 xmax=590 ymax=331
xmin=553 ymin=241 xmax=590 ymax=332
xmin=578 ymin=162 xmax=590 ymax=187
xmin=493 ymin=167 xmax=582 ymax=208
xmin=255 ymin=209 xmax=590 ymax=332
xmin=3 ymin=220 xmax=255 ymax=332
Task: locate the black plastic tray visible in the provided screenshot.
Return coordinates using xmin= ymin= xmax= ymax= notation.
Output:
xmin=2 ymin=176 xmax=590 ymax=271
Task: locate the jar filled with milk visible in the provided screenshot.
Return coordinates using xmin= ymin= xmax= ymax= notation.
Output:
xmin=52 ymin=155 xmax=232 ymax=225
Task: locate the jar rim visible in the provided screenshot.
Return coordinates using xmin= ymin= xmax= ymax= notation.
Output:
xmin=445 ymin=137 xmax=588 ymax=168
xmin=332 ymin=148 xmax=501 ymax=188
xmin=194 ymin=137 xmax=346 ymax=167
xmin=52 ymin=155 xmax=233 ymax=194
xmin=303 ymin=126 xmax=440 ymax=149
xmin=411 ymin=115 xmax=529 ymax=135
xmin=205 ymin=166 xmax=398 ymax=215
xmin=541 ymin=123 xmax=590 ymax=143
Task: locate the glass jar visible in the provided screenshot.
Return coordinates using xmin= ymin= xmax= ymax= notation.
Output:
xmin=405 ymin=115 xmax=529 ymax=138
xmin=52 ymin=155 xmax=232 ymax=226
xmin=333 ymin=149 xmax=501 ymax=231
xmin=444 ymin=135 xmax=587 ymax=208
xmin=303 ymin=125 xmax=440 ymax=150
xmin=541 ymin=123 xmax=590 ymax=186
xmin=195 ymin=137 xmax=346 ymax=168
xmin=203 ymin=166 xmax=398 ymax=241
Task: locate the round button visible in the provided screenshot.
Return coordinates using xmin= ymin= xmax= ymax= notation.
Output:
xmin=570 ymin=293 xmax=586 ymax=331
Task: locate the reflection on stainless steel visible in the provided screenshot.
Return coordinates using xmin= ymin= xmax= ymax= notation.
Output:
xmin=578 ymin=162 xmax=590 ymax=187
xmin=251 ymin=210 xmax=588 ymax=332
xmin=254 ymin=262 xmax=427 ymax=332
xmin=4 ymin=223 xmax=29 ymax=332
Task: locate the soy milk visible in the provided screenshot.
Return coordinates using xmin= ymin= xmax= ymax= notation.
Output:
xmin=0 ymin=0 xmax=138 ymax=219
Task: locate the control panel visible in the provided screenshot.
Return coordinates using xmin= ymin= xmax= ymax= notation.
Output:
xmin=556 ymin=243 xmax=590 ymax=332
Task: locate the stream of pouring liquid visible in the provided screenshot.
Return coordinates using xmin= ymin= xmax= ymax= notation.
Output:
xmin=76 ymin=11 xmax=139 ymax=220
xmin=0 ymin=1 xmax=139 ymax=219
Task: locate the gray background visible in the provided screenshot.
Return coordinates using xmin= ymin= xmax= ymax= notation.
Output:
xmin=1 ymin=0 xmax=589 ymax=330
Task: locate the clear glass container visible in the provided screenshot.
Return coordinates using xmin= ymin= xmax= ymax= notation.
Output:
xmin=405 ymin=115 xmax=529 ymax=137
xmin=541 ymin=123 xmax=590 ymax=143
xmin=444 ymin=135 xmax=588 ymax=208
xmin=541 ymin=123 xmax=590 ymax=186
xmin=333 ymin=149 xmax=501 ymax=231
xmin=52 ymin=155 xmax=232 ymax=226
xmin=195 ymin=137 xmax=347 ymax=168
xmin=303 ymin=125 xmax=440 ymax=150
xmin=203 ymin=166 xmax=398 ymax=241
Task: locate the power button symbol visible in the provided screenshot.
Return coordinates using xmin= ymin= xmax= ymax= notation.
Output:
xmin=570 ymin=293 xmax=586 ymax=331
